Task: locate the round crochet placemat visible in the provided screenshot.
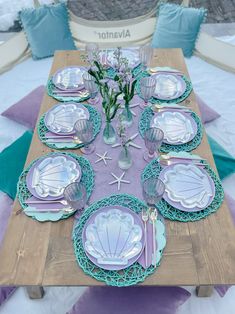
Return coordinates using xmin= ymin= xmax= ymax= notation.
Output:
xmin=135 ymin=70 xmax=193 ymax=104
xmin=47 ymin=78 xmax=90 ymax=103
xmin=141 ymin=159 xmax=224 ymax=222
xmin=139 ymin=106 xmax=203 ymax=153
xmin=17 ymin=152 xmax=95 ymax=222
xmin=37 ymin=104 xmax=102 ymax=150
xmin=73 ymin=193 xmax=166 ymax=286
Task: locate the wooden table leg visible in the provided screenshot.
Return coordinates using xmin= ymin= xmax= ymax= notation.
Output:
xmin=196 ymin=286 xmax=214 ymax=297
xmin=26 ymin=286 xmax=45 ymax=299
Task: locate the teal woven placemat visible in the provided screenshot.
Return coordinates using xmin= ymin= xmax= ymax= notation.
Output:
xmin=47 ymin=78 xmax=90 ymax=102
xmin=139 ymin=106 xmax=203 ymax=153
xmin=141 ymin=159 xmax=224 ymax=222
xmin=73 ymin=193 xmax=165 ymax=286
xmin=17 ymin=152 xmax=94 ymax=221
xmin=37 ymin=104 xmax=102 ymax=150
xmin=135 ymin=70 xmax=193 ymax=104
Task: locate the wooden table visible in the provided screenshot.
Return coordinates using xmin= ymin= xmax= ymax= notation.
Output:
xmin=0 ymin=49 xmax=235 ymax=298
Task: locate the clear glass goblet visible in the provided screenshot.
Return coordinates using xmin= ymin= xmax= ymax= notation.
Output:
xmin=139 ymin=44 xmax=153 ymax=70
xmin=63 ymin=182 xmax=87 ymax=215
xmin=140 ymin=77 xmax=156 ymax=109
xmin=85 ymin=42 xmax=99 ymax=61
xmin=142 ymin=177 xmax=165 ymax=208
xmin=83 ymin=72 xmax=99 ymax=104
xmin=144 ymin=127 xmax=164 ymax=162
xmin=74 ymin=119 xmax=95 ymax=154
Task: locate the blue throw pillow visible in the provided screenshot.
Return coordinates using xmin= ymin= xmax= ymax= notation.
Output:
xmin=19 ymin=3 xmax=76 ymax=60
xmin=152 ymin=3 xmax=207 ymax=57
xmin=0 ymin=131 xmax=33 ymax=199
xmin=207 ymin=136 xmax=235 ymax=180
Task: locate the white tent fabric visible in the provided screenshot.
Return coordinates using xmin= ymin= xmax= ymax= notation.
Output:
xmin=0 ymin=35 xmax=235 ymax=314
xmin=0 ymin=0 xmax=235 ymax=74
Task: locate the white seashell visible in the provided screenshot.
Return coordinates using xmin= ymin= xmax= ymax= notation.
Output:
xmin=45 ymin=103 xmax=89 ymax=134
xmin=85 ymin=208 xmax=143 ymax=266
xmin=163 ymin=164 xmax=213 ymax=209
xmin=32 ymin=156 xmax=80 ymax=198
xmin=151 ymin=111 xmax=194 ymax=144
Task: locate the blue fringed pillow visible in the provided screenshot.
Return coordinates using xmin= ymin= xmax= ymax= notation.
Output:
xmin=152 ymin=3 xmax=207 ymax=57
xmin=19 ymin=2 xmax=76 ymax=60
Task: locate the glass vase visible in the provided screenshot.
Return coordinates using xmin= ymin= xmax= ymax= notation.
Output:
xmin=118 ymin=146 xmax=132 ymax=170
xmin=121 ymin=103 xmax=133 ymax=127
xmin=103 ymin=121 xmax=116 ymax=145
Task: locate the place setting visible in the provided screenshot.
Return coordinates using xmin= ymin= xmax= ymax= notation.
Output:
xmin=16 ymin=152 xmax=95 ymax=222
xmin=73 ymin=190 xmax=166 ymax=286
xmin=141 ymin=151 xmax=224 ymax=222
xmin=47 ymin=65 xmax=91 ymax=102
xmin=37 ymin=102 xmax=101 ymax=150
xmin=139 ymin=105 xmax=203 ymax=153
xmin=135 ymin=62 xmax=193 ymax=105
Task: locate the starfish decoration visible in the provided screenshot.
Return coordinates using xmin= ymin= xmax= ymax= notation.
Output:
xmin=112 ymin=133 xmax=142 ymax=149
xmin=95 ymin=151 xmax=112 ymax=165
xmin=109 ymin=172 xmax=130 ymax=191
xmin=17 ymin=249 xmax=25 ymax=258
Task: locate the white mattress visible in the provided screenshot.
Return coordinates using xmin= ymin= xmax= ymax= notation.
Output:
xmin=0 ymin=38 xmax=235 ymax=313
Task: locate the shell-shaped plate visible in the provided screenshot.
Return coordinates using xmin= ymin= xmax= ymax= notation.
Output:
xmin=52 ymin=66 xmax=87 ymax=91
xmin=105 ymin=49 xmax=140 ymax=68
xmin=162 ymin=163 xmax=214 ymax=209
xmin=85 ymin=208 xmax=143 ymax=268
xmin=152 ymin=73 xmax=186 ymax=100
xmin=151 ymin=111 xmax=196 ymax=144
xmin=30 ymin=156 xmax=81 ymax=199
xmin=44 ymin=103 xmax=90 ymax=135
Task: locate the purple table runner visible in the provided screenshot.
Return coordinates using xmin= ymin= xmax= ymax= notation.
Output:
xmin=85 ymin=95 xmax=146 ymax=203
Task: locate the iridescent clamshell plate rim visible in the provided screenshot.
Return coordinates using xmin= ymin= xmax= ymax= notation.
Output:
xmin=44 ymin=102 xmax=90 ymax=135
xmin=151 ymin=109 xmax=198 ymax=145
xmin=105 ymin=49 xmax=140 ymax=69
xmin=52 ymin=66 xmax=87 ymax=91
xmin=82 ymin=205 xmax=144 ymax=271
xmin=26 ymin=154 xmax=81 ymax=200
xmin=159 ymin=163 xmax=215 ymax=212
xmin=151 ymin=73 xmax=186 ymax=100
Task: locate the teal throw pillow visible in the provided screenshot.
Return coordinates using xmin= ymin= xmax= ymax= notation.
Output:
xmin=19 ymin=3 xmax=76 ymax=60
xmin=208 ymin=136 xmax=235 ymax=180
xmin=152 ymin=3 xmax=207 ymax=57
xmin=0 ymin=131 xmax=33 ymax=199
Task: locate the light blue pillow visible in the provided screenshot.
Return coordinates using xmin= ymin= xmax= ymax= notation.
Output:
xmin=19 ymin=3 xmax=76 ymax=60
xmin=152 ymin=3 xmax=207 ymax=57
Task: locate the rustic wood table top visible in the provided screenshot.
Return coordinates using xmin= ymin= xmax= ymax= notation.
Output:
xmin=0 ymin=49 xmax=235 ymax=287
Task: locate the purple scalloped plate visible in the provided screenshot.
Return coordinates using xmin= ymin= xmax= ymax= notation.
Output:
xmin=150 ymin=109 xmax=198 ymax=145
xmin=82 ymin=205 xmax=145 ymax=271
xmin=151 ymin=73 xmax=186 ymax=100
xmin=159 ymin=163 xmax=215 ymax=212
xmin=52 ymin=66 xmax=87 ymax=91
xmin=26 ymin=154 xmax=82 ymax=201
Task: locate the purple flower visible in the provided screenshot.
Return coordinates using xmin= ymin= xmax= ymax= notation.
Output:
xmin=107 ymin=80 xmax=119 ymax=92
xmin=90 ymin=65 xmax=98 ymax=72
xmin=99 ymin=78 xmax=109 ymax=85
